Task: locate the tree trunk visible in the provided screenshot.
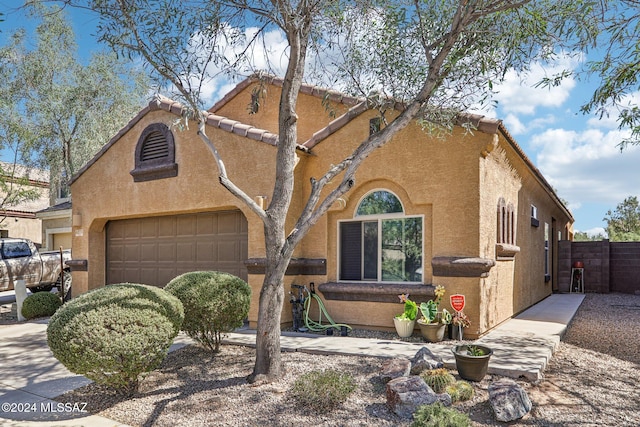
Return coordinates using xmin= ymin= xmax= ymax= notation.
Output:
xmin=249 ymin=261 xmax=288 ymax=383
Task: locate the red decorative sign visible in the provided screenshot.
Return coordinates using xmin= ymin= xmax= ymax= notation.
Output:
xmin=450 ymin=294 xmax=465 ymax=312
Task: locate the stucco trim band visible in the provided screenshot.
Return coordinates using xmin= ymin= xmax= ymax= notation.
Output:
xmin=244 ymin=258 xmax=327 ymax=275
xmin=318 ymin=282 xmax=435 ymax=303
xmin=431 ymin=256 xmax=496 ymax=277
xmin=66 ymin=259 xmax=88 ymax=272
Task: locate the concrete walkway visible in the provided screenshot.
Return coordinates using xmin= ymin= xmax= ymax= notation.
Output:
xmin=0 ymin=293 xmax=585 ymax=426
xmin=225 ymin=293 xmax=586 ymax=381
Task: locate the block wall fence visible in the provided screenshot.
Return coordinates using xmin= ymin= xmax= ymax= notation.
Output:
xmin=558 ymin=239 xmax=640 ymax=294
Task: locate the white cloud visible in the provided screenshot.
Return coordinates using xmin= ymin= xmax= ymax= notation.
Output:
xmin=531 ymin=126 xmax=640 ymax=209
xmin=491 ymin=53 xmax=581 ymax=116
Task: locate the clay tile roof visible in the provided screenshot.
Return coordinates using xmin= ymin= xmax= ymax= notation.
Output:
xmin=209 ymin=73 xmax=362 ymax=113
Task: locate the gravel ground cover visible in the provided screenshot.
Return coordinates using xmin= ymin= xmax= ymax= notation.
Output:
xmin=13 ymin=293 xmax=640 ymax=425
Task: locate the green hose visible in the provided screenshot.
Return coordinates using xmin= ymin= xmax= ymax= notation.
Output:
xmin=303 ymin=290 xmax=352 ymax=333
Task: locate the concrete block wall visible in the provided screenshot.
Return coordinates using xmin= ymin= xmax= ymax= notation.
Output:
xmin=559 ymin=239 xmax=640 ymax=294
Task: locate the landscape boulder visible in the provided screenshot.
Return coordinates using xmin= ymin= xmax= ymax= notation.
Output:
xmin=410 ymin=346 xmax=444 ymax=374
xmin=380 ymin=358 xmax=411 ymax=383
xmin=489 ymin=378 xmax=532 ymax=422
xmin=386 ymin=376 xmax=438 ymax=419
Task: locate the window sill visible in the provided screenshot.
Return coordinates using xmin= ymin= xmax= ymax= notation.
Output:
xmin=130 ymin=163 xmax=178 ymax=182
xmin=496 ymin=243 xmax=520 ymax=261
xmin=317 ymin=282 xmax=435 ymax=303
xmin=431 ymin=256 xmax=496 ymax=277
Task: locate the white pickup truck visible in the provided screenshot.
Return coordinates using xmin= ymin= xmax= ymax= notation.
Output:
xmin=0 ymin=238 xmax=72 ymax=299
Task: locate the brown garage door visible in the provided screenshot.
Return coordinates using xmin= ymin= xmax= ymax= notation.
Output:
xmin=107 ymin=211 xmax=248 ymax=287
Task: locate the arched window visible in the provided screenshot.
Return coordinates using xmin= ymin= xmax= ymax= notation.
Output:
xmin=497 ymin=198 xmax=516 ymax=245
xmin=339 ymin=190 xmax=423 ymax=283
xmin=130 ymin=123 xmax=178 ymax=182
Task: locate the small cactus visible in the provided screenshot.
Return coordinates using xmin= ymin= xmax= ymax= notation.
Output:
xmin=446 ymin=380 xmax=475 ymax=402
xmin=420 ymin=368 xmax=456 ymax=394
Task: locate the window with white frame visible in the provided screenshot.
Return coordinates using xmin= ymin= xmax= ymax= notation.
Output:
xmin=339 ymin=190 xmax=423 ymax=282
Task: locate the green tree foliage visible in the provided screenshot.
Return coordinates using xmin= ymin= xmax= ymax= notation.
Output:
xmin=603 ymin=196 xmax=640 ymax=241
xmin=573 ymin=230 xmax=606 ymax=241
xmin=71 ymin=0 xmax=598 ymax=382
xmin=0 ymin=4 xmax=149 ymax=193
xmin=579 ymin=1 xmax=640 ymax=148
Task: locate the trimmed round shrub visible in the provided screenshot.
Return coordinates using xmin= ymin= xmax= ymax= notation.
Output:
xmin=21 ymin=292 xmax=62 ymax=319
xmin=290 ymin=369 xmax=356 ymax=412
xmin=47 ymin=283 xmax=184 ymax=395
xmin=165 ymin=271 xmax=251 ymax=352
xmin=411 ymin=402 xmax=471 ymax=427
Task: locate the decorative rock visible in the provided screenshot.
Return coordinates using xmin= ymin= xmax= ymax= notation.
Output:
xmin=386 ymin=376 xmax=438 ymax=419
xmin=437 ymin=392 xmax=452 ymax=407
xmin=489 ymin=378 xmax=532 ymax=422
xmin=380 ymin=358 xmax=411 ymax=383
xmin=410 ymin=346 xmax=444 ymax=374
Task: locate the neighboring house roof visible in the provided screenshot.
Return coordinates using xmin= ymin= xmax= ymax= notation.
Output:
xmin=36 ymin=201 xmax=72 ymax=220
xmin=0 ymin=161 xmax=49 ymax=188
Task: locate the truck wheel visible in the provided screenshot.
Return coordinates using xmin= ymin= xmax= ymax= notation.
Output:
xmin=57 ymin=270 xmax=72 ymax=301
xmin=31 ymin=285 xmax=54 ymax=293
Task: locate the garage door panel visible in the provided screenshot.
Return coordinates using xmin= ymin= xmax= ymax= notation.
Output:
xmin=197 ymin=214 xmax=216 ymax=235
xmin=176 ymin=242 xmax=195 ymax=262
xmin=124 ymin=245 xmax=139 ymax=260
xmin=177 ymin=215 xmax=196 ymax=236
xmin=218 ymin=211 xmax=240 ymax=233
xmin=140 ymin=243 xmax=157 ymax=260
xmin=141 ymin=220 xmax=157 ymax=238
xmin=158 ymin=243 xmax=175 ymax=262
xmin=107 ymin=211 xmax=248 ymax=287
xmin=218 ymin=241 xmax=239 ymax=261
xmin=124 ymin=221 xmax=140 ymax=239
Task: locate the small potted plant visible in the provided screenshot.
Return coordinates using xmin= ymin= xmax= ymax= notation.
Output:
xmin=450 ymin=310 xmax=471 ymax=340
xmin=393 ymin=294 xmax=418 ymax=338
xmin=451 ymin=344 xmax=493 ymax=381
xmin=417 ymin=285 xmax=447 ymax=342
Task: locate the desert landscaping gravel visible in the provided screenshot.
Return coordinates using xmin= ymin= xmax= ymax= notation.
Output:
xmin=47 ymin=293 xmax=640 ymax=426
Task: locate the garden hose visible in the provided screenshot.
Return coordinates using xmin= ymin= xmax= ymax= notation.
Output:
xmin=302 ymin=287 xmax=352 ymax=333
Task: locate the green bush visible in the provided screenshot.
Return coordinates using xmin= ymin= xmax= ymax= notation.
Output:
xmin=411 ymin=403 xmax=471 ymax=427
xmin=21 ymin=292 xmax=62 ymax=319
xmin=165 ymin=271 xmax=250 ymax=352
xmin=290 ymin=369 xmax=356 ymax=412
xmin=47 ymin=283 xmax=184 ymax=395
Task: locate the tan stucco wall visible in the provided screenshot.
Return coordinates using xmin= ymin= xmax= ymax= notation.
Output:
xmin=1 ymin=217 xmax=42 ymax=245
xmin=71 ymin=109 xmax=278 ymax=296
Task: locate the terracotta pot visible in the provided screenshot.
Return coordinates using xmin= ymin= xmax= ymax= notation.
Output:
xmin=417 ymin=320 xmax=446 ymax=342
xmin=573 ymin=261 xmax=584 ymax=268
xmin=393 ymin=317 xmax=416 ymax=338
xmin=452 ymin=344 xmax=493 ymax=382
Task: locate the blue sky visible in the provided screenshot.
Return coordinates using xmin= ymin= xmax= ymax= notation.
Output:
xmin=2 ymin=2 xmax=638 ymax=235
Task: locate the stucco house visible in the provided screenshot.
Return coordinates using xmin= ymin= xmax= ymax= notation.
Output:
xmin=69 ymin=75 xmax=573 ymax=338
xmin=0 ymin=162 xmax=50 ymax=245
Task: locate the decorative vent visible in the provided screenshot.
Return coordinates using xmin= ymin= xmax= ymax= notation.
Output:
xmin=140 ymin=131 xmax=170 ymax=161
xmin=130 ymin=123 xmax=178 ymax=182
